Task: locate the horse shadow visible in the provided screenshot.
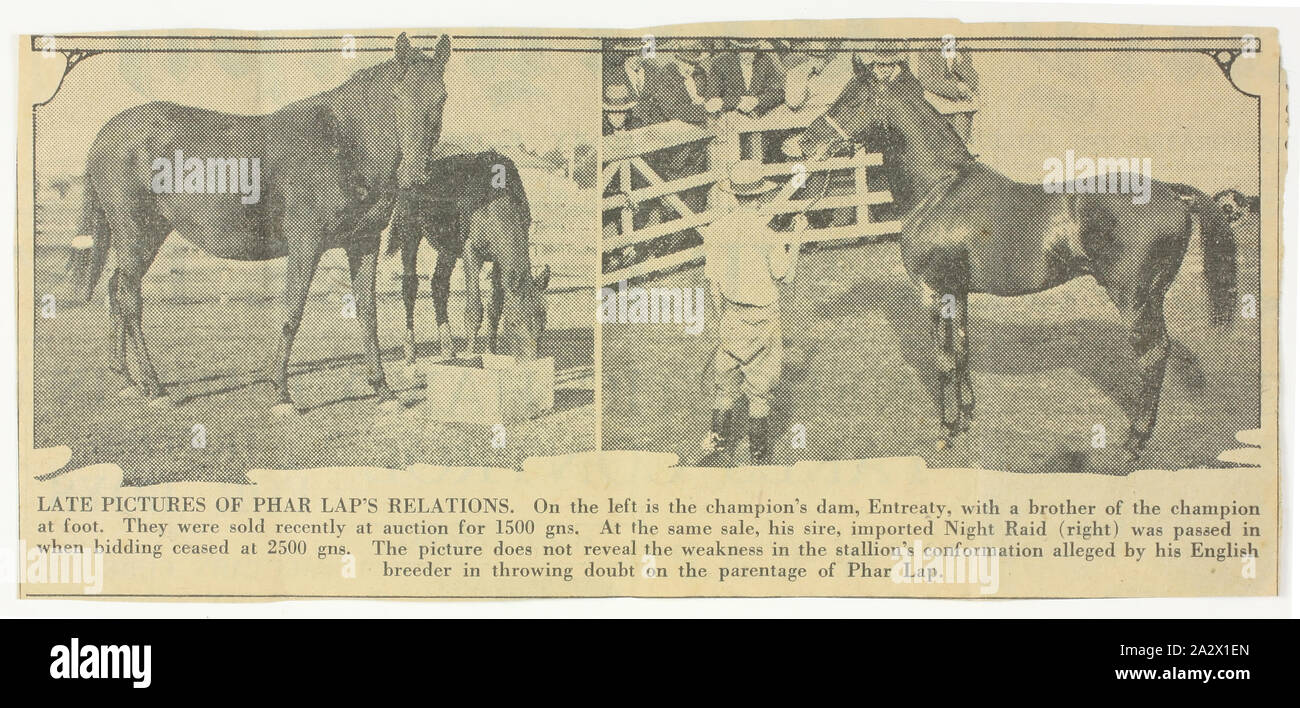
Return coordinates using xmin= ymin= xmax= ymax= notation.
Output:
xmin=815 ymin=271 xmax=1207 ymax=415
xmin=769 ymin=265 xmax=1214 ymax=472
xmin=167 ymin=326 xmax=595 ymax=415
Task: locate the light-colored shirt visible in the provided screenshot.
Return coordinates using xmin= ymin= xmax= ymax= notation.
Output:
xmin=704 ymin=206 xmax=793 ymax=306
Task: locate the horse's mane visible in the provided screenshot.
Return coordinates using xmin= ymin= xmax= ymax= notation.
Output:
xmin=887 ymin=69 xmax=974 ymax=165
xmin=851 ymin=67 xmax=974 ymax=214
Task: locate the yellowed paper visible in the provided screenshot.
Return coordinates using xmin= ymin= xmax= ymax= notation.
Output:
xmin=16 ymin=20 xmax=1282 ymax=599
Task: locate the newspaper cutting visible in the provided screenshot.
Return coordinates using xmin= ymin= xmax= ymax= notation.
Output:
xmin=14 ymin=20 xmax=1282 ymax=598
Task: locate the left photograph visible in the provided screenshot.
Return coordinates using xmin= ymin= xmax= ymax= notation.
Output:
xmin=29 ymin=33 xmax=599 ymax=484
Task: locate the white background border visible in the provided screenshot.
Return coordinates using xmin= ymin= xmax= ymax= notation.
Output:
xmin=2 ymin=0 xmax=1295 ymax=618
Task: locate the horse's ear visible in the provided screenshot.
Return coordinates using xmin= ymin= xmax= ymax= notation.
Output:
xmin=534 ymin=264 xmax=551 ymax=291
xmin=432 ymin=35 xmax=451 ymax=66
xmin=394 ymin=32 xmax=414 ymax=65
xmin=851 ymin=52 xmax=871 ymax=76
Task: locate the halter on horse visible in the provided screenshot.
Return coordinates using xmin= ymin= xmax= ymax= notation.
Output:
xmin=788 ymin=53 xmax=1239 ymax=461
xmin=68 ymin=34 xmax=451 ymax=414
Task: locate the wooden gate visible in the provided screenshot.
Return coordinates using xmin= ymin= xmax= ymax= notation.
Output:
xmin=602 ymin=104 xmax=901 ymax=286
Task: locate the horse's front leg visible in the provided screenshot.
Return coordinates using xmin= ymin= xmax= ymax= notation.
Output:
xmin=460 ymin=249 xmax=484 ymax=358
xmin=346 ymin=240 xmax=399 ymax=411
xmin=270 ymin=226 xmax=326 ymax=416
xmin=431 ymin=247 xmax=457 ymax=358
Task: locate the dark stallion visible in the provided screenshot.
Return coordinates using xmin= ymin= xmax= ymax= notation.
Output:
xmin=390 ymin=151 xmax=549 ymax=365
xmin=67 ymin=34 xmax=451 ymax=415
xmin=788 ymin=55 xmax=1239 ymax=460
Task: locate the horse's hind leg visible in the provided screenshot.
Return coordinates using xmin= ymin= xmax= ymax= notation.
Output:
xmin=460 ymin=248 xmax=485 ymax=357
xmin=486 ymin=263 xmax=505 ymax=355
xmin=1101 ymin=224 xmax=1183 ymax=461
xmin=1121 ymin=297 xmax=1172 ymax=461
xmin=952 ymin=290 xmax=975 ymax=428
xmin=919 ymin=281 xmax=963 ymax=437
xmin=108 ymin=209 xmax=170 ymax=404
xmin=106 ymin=269 xmax=132 ymax=385
xmin=269 ymin=228 xmax=325 ymax=415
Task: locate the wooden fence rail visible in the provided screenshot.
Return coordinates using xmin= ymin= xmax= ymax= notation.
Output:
xmin=601 ymin=104 xmax=901 ymax=286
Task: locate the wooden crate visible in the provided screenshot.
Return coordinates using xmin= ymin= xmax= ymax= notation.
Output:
xmin=417 ymin=356 xmax=554 ymax=424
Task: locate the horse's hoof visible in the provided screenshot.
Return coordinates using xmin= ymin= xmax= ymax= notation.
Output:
xmin=377 ymin=398 xmax=402 ymax=414
xmin=935 ymin=438 xmax=950 ymax=451
xmin=145 ymin=395 xmax=175 ymax=409
xmin=1121 ymin=432 xmax=1147 ymax=463
xmin=270 ymin=402 xmax=302 ymax=418
xmin=697 ymin=450 xmax=735 ymax=468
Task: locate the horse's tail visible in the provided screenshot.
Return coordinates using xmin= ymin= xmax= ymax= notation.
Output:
xmin=65 ymin=176 xmax=111 ymax=303
xmin=1169 ymin=183 xmax=1239 ymax=326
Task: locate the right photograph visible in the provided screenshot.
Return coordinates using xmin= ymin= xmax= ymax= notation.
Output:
xmin=599 ymin=36 xmax=1263 ymax=474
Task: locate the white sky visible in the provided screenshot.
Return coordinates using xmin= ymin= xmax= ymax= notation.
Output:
xmin=36 ymin=47 xmax=598 ymax=177
xmin=808 ymin=50 xmax=1258 ymax=193
xmin=36 ymin=44 xmax=1256 ymax=195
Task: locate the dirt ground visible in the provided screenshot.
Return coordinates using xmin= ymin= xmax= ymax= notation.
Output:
xmin=33 ymin=288 xmax=595 ymax=486
xmin=602 ymin=218 xmax=1262 ymax=475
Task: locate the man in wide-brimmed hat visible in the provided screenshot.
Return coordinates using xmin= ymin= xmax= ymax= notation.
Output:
xmin=776 ymin=39 xmax=839 ymax=111
xmin=911 ymin=37 xmax=979 ymax=143
xmin=628 ymin=39 xmax=718 ymax=245
xmin=855 ymin=39 xmax=979 ymax=142
xmin=700 ymin=160 xmax=804 ymax=466
xmin=632 ymin=38 xmax=716 ymax=126
xmin=602 ymin=83 xmax=638 ymax=135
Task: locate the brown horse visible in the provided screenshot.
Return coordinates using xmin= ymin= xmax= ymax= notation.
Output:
xmin=390 ymin=151 xmax=549 ymax=364
xmin=788 ymin=54 xmax=1239 ymax=460
xmin=66 ymin=34 xmax=451 ymax=415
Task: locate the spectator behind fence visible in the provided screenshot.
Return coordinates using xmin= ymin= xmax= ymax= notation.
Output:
xmin=709 ymin=39 xmax=785 ymax=119
xmin=773 ymin=40 xmax=839 ymax=112
xmin=909 ymin=41 xmax=980 ymax=143
xmin=632 ymin=40 xmax=716 ymax=127
xmin=852 ymin=40 xmax=978 ymax=144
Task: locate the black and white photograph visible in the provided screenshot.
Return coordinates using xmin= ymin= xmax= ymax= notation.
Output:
xmin=30 ymin=33 xmax=598 ymax=484
xmin=600 ymin=35 xmax=1263 ymax=474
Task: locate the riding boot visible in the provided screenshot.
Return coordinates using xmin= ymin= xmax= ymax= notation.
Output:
xmin=698 ymin=409 xmax=735 ymax=467
xmin=748 ymin=416 xmax=771 ymax=464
